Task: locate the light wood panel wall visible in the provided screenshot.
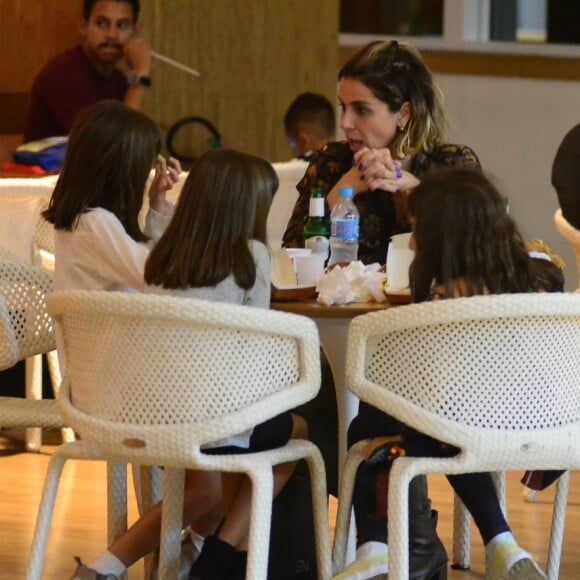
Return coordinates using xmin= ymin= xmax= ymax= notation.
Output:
xmin=140 ymin=0 xmax=339 ymax=161
xmin=0 ymin=0 xmax=81 ymax=92
xmin=0 ymin=0 xmax=339 ymax=161
xmin=0 ymin=0 xmax=80 ymax=134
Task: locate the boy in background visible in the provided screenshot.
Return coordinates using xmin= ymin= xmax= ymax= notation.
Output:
xmin=283 ymin=92 xmax=335 ymax=161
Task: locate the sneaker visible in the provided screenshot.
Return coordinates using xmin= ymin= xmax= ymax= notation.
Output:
xmin=333 ymin=544 xmax=388 ymax=580
xmin=70 ymin=557 xmax=119 ymax=580
xmin=506 ymin=558 xmax=547 ymax=580
xmin=486 ymin=542 xmax=546 ymax=580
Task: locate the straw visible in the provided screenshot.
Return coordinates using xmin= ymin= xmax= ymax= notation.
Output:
xmin=151 ymin=51 xmax=201 ymax=77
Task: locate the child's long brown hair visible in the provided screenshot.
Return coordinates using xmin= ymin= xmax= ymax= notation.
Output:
xmin=408 ymin=167 xmax=537 ymax=302
xmin=43 ymin=100 xmax=161 ymax=242
xmin=145 ymin=149 xmax=277 ymax=290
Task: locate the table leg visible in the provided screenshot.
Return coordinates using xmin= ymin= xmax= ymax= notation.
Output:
xmin=313 ymin=317 xmax=357 ymax=563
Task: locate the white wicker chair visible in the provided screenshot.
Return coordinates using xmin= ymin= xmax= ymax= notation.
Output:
xmin=33 ymin=211 xmax=56 ymax=271
xmin=27 ymin=291 xmax=331 ymax=580
xmin=0 ymin=251 xmax=72 ymax=450
xmin=333 ymin=293 xmax=580 ymax=580
xmin=0 ymin=192 xmax=47 ymax=265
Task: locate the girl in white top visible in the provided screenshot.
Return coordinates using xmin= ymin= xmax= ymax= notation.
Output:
xmin=43 ymin=99 xmax=180 ymax=292
xmin=58 ymin=132 xmax=304 ymax=577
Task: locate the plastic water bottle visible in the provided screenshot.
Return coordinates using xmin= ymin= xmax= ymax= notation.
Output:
xmin=329 ymin=187 xmax=359 ymax=264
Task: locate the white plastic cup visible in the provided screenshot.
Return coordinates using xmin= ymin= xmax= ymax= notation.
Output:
xmin=284 ymin=248 xmax=312 ymax=273
xmin=386 ymin=233 xmax=414 ymax=290
xmin=295 ymin=253 xmax=326 ymax=285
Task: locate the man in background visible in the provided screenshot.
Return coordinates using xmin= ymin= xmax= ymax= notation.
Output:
xmin=24 ymin=0 xmax=151 ymax=143
xmin=283 ymin=92 xmax=335 ymax=161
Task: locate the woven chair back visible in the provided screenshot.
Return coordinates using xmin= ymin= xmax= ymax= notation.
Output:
xmin=0 ymin=255 xmax=55 ymax=368
xmin=347 ymin=293 xmax=580 ymax=470
xmin=0 ymin=193 xmax=47 ymax=264
xmin=48 ymin=290 xmax=321 ymax=456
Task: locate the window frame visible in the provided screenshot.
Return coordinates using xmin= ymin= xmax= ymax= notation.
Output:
xmin=339 ymin=0 xmax=580 ymax=59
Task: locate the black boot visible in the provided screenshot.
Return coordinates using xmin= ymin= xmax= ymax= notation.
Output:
xmin=188 ymin=535 xmax=236 ymax=580
xmin=409 ymin=510 xmax=448 ymax=580
xmin=228 ymin=551 xmax=247 ymax=580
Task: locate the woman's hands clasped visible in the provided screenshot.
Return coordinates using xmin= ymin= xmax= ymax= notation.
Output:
xmin=353 ymin=147 xmax=419 ymax=194
xmin=148 ymin=155 xmax=181 ymax=211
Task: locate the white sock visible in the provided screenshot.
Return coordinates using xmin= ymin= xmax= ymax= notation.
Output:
xmin=88 ymin=551 xmax=127 ymax=576
xmin=486 ymin=530 xmax=516 ymax=549
xmin=355 ymin=541 xmax=388 ymax=561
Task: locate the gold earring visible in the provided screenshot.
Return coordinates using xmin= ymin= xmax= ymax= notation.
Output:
xmin=396 ymin=122 xmax=411 ymax=158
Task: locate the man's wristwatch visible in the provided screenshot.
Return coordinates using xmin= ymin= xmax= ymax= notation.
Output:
xmin=127 ymin=72 xmax=152 ymax=88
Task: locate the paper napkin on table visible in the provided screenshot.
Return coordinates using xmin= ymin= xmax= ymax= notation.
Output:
xmin=316 ymin=261 xmax=387 ymax=306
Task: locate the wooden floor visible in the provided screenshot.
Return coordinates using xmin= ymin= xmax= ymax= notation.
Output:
xmin=1 ymin=430 xmax=579 ymax=579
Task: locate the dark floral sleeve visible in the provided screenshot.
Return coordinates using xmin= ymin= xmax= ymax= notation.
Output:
xmin=282 ymin=142 xmax=481 ymax=263
xmin=411 ymin=144 xmax=481 ymax=177
xmin=282 ymin=142 xmax=353 ymax=248
xmin=437 ymin=144 xmax=481 ymax=169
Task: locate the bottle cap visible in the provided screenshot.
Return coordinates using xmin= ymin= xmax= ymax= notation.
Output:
xmin=339 ymin=187 xmax=354 ymax=199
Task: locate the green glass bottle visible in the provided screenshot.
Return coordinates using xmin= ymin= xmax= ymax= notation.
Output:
xmin=303 ymin=187 xmax=330 ymax=260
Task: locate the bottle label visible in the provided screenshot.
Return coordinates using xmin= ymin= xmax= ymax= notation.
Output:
xmin=305 ymin=235 xmax=330 ymax=256
xmin=308 ymin=197 xmax=325 ymax=217
xmin=331 ymin=219 xmax=359 ymax=241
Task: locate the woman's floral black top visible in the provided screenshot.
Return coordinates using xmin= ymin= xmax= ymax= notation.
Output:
xmin=282 ymin=141 xmax=481 ymax=265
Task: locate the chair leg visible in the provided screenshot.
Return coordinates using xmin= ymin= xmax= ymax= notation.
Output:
xmin=159 ymin=468 xmax=185 ymax=580
xmin=133 ymin=464 xmax=163 ymax=579
xmin=46 ymin=349 xmax=75 ymax=443
xmin=246 ymin=466 xmax=274 ymax=580
xmin=107 ymin=462 xmax=128 ymax=547
xmin=387 ymin=458 xmax=413 ymax=580
xmin=26 ymin=448 xmax=70 ymax=579
xmin=304 ymin=448 xmax=332 ymax=580
xmin=452 ymin=494 xmax=471 ymax=570
xmin=331 ymin=440 xmax=368 ymax=574
xmin=451 ymin=471 xmax=506 ymax=571
xmin=133 ymin=464 xmax=163 ymax=516
xmin=547 ymin=470 xmax=570 ymax=580
xmin=25 ymin=354 xmax=42 ymax=452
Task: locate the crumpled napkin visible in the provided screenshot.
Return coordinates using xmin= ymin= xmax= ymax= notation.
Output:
xmin=316 ymin=261 xmax=387 ymax=306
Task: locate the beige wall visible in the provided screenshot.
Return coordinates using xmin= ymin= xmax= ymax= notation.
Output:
xmin=436 ymin=73 xmax=580 ymax=291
